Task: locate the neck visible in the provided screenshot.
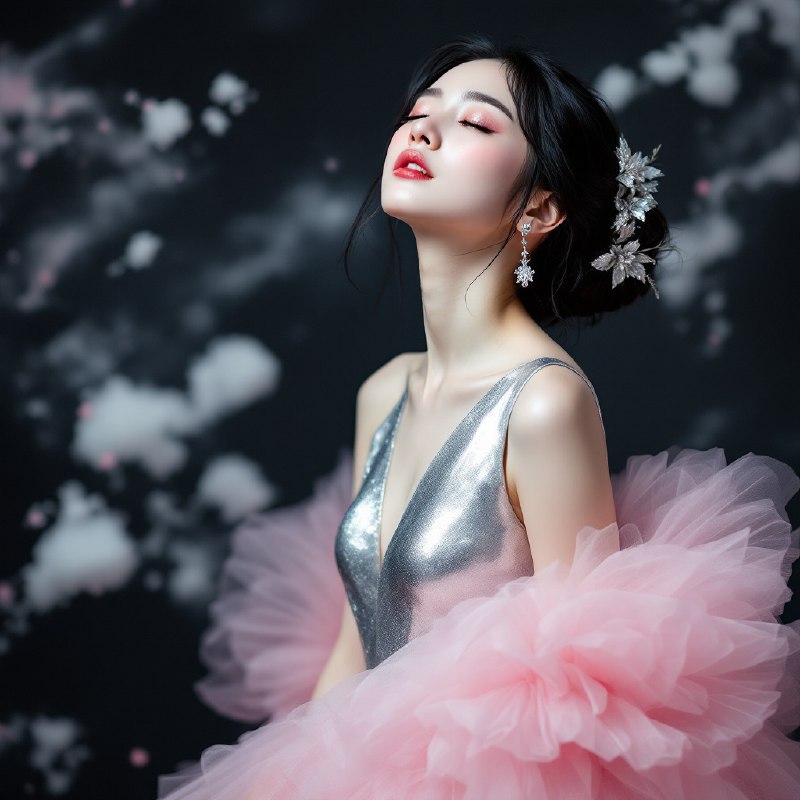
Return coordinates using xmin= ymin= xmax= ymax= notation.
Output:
xmin=409 ymin=225 xmax=546 ymax=390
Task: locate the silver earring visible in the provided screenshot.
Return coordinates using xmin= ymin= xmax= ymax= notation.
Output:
xmin=514 ymin=223 xmax=534 ymax=287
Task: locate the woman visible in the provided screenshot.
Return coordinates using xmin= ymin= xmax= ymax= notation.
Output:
xmin=158 ymin=36 xmax=800 ymax=799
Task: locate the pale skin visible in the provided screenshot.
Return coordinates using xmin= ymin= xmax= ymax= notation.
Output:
xmin=311 ymin=58 xmax=618 ymax=700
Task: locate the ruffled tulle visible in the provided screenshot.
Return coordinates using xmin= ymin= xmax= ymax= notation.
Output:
xmin=193 ymin=449 xmax=352 ymax=723
xmin=158 ymin=446 xmax=800 ymax=799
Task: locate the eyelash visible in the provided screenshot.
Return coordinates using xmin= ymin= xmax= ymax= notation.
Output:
xmin=398 ymin=114 xmax=493 ymax=134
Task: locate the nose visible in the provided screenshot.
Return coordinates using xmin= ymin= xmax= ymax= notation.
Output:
xmin=408 ymin=117 xmax=439 ymax=149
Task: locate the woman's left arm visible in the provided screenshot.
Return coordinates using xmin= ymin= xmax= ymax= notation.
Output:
xmin=506 ymin=367 xmax=618 ymax=573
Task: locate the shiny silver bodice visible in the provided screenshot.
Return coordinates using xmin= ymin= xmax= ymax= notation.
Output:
xmin=334 ymin=356 xmax=603 ymax=669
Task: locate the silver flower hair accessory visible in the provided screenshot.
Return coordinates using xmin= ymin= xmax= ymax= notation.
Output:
xmin=591 ymin=136 xmax=663 ymax=299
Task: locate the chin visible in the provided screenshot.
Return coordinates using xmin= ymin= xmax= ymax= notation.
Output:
xmin=381 ymin=201 xmax=430 ymax=227
xmin=380 ymin=185 xmax=425 ymax=224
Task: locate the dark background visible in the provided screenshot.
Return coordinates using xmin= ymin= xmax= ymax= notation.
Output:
xmin=1 ymin=0 xmax=798 ymax=797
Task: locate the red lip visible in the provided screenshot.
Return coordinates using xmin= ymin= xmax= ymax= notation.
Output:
xmin=393 ymin=149 xmax=433 ymax=180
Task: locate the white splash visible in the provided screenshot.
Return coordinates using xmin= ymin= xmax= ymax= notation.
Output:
xmin=187 ymin=334 xmax=281 ymax=426
xmin=705 ymin=136 xmax=800 ymax=202
xmin=141 ymin=97 xmax=192 ymax=150
xmin=29 ymin=715 xmax=91 ymax=796
xmin=195 ymin=454 xmax=277 ymax=523
xmin=602 ymin=0 xmax=798 ymax=110
xmin=207 ymin=180 xmax=361 ymax=296
xmin=657 ymin=211 xmax=742 ymax=310
xmin=166 ymin=540 xmax=215 ymax=606
xmin=107 ymin=230 xmax=163 ymax=276
xmin=72 ymin=336 xmax=281 ymax=478
xmin=22 ymin=482 xmax=138 ymax=613
xmin=72 ymin=376 xmax=196 ymax=479
xmin=593 ymin=64 xmax=640 ymax=108
xmin=201 ymin=106 xmax=231 ymax=136
xmin=208 ymin=71 xmax=258 ymax=114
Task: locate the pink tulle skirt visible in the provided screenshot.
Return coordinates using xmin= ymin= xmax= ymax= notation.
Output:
xmin=158 ymin=446 xmax=800 ymax=799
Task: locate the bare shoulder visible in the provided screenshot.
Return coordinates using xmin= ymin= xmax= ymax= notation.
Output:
xmin=504 ymin=358 xmax=615 ymax=568
xmin=504 ymin=359 xmax=608 ymax=522
xmin=356 ymin=351 xmax=420 ymax=426
xmin=508 ymin=359 xmax=602 ymax=440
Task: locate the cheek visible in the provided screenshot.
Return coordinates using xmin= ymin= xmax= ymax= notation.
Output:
xmin=451 ymin=140 xmax=523 ymax=187
xmin=383 ymin=131 xmax=402 ymax=169
xmin=384 ymin=130 xmax=406 ymax=166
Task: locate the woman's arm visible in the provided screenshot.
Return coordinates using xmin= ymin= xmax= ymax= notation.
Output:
xmin=507 ymin=365 xmax=618 ymax=573
xmin=310 ymin=596 xmax=365 ymax=700
xmin=310 ymin=353 xmax=414 ymax=699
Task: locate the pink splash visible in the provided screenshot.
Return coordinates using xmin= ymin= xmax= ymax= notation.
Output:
xmin=48 ymin=99 xmax=67 ymax=120
xmin=0 ymin=582 xmax=14 ymax=606
xmin=17 ymin=149 xmax=38 ymax=169
xmin=24 ymin=508 xmax=46 ymax=528
xmin=0 ymin=70 xmax=37 ymax=114
xmin=694 ymin=177 xmax=711 ymax=197
xmin=34 ymin=269 xmax=55 ymax=288
xmin=98 ymin=452 xmax=118 ymax=470
xmin=77 ymin=401 xmax=94 ymax=419
xmin=129 ymin=747 xmax=149 ymax=766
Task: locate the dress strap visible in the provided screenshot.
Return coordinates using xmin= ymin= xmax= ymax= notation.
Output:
xmin=507 ymin=357 xmax=604 ymax=429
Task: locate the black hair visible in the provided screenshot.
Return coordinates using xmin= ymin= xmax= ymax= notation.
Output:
xmin=341 ymin=34 xmax=674 ymax=328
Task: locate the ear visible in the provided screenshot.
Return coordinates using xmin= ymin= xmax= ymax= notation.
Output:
xmin=517 ymin=189 xmax=566 ymax=236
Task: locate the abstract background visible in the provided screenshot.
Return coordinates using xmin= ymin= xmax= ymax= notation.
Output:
xmin=1 ymin=0 xmax=798 ymax=796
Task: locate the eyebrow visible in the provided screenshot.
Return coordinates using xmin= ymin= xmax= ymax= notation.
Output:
xmin=417 ymin=87 xmax=515 ymax=122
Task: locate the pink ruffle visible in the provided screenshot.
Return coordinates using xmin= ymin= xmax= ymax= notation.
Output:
xmin=159 ymin=447 xmax=800 ymax=799
xmin=193 ymin=449 xmax=352 ymax=723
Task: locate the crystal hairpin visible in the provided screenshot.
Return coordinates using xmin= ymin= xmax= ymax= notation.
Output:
xmin=590 ymin=136 xmax=663 ymax=299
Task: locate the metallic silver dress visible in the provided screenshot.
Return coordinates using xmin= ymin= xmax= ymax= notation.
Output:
xmin=335 ymin=356 xmax=603 ymax=669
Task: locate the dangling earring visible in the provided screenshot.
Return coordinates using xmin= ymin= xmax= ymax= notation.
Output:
xmin=514 ymin=223 xmax=534 ymax=287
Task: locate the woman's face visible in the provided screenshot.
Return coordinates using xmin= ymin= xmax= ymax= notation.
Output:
xmin=381 ymin=58 xmax=529 ymax=238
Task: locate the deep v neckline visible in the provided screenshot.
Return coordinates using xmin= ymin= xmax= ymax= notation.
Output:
xmin=376 ymin=356 xmax=550 ymax=574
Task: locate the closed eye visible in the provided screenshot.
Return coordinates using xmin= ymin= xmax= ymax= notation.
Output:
xmin=460 ymin=120 xmax=493 ymax=134
xmin=397 ymin=114 xmax=494 ymax=134
xmin=397 ymin=114 xmax=427 ymax=127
